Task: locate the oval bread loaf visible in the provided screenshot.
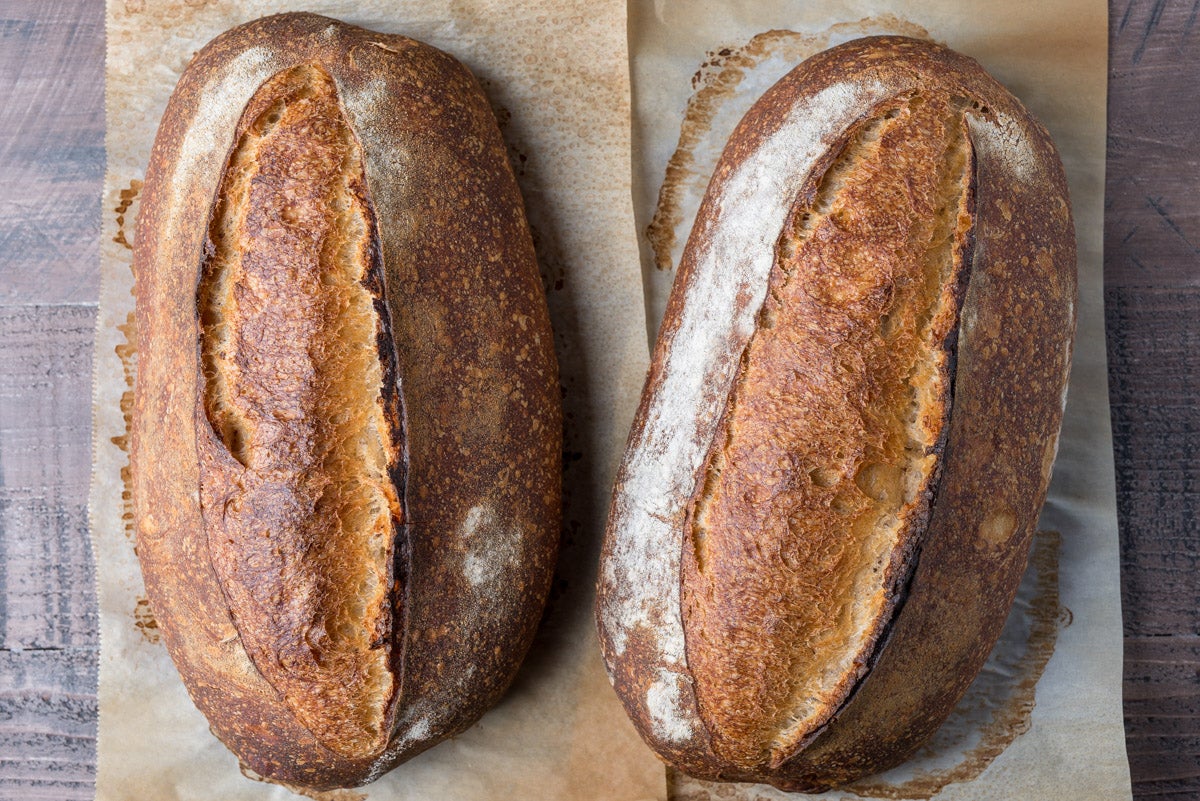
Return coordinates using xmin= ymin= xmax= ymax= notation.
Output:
xmin=131 ymin=13 xmax=561 ymax=789
xmin=597 ymin=36 xmax=1075 ymax=791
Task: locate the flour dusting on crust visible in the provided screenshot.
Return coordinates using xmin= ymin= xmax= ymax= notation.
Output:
xmin=969 ymin=114 xmax=1041 ymax=183
xmin=459 ymin=504 xmax=523 ymax=590
xmin=647 ymin=668 xmax=693 ymax=744
xmin=169 ymin=46 xmax=277 ymax=227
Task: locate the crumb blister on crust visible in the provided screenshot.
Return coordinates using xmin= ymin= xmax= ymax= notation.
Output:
xmin=131 ymin=12 xmax=560 ymax=790
xmin=597 ymin=35 xmax=1076 ymax=789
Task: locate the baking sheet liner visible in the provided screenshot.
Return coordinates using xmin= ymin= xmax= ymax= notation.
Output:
xmin=630 ymin=4 xmax=1125 ymax=799
xmin=94 ymin=2 xmax=656 ymax=799
xmin=90 ymin=1 xmax=1126 ymax=799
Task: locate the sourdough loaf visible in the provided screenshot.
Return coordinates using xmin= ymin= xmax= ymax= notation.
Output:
xmin=597 ymin=35 xmax=1075 ymax=790
xmin=131 ymin=13 xmax=560 ymax=789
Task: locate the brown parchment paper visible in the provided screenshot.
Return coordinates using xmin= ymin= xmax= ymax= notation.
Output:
xmin=91 ymin=1 xmax=1127 ymax=800
xmin=629 ymin=2 xmax=1128 ymax=800
xmin=91 ymin=1 xmax=661 ymax=799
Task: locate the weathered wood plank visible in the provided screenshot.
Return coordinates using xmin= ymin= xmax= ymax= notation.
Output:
xmin=1107 ymin=0 xmax=1200 ymax=796
xmin=0 ymin=3 xmax=134 ymax=800
xmin=1123 ymin=637 xmax=1200 ymax=798
xmin=0 ymin=775 xmax=94 ymax=801
xmin=0 ymin=644 xmax=97 ymax=801
xmin=0 ymin=305 xmax=97 ymax=650
xmin=0 ymin=649 xmax=98 ymax=740
xmin=0 ymin=305 xmax=97 ymax=801
xmin=0 ymin=7 xmax=104 ymax=799
xmin=0 ymin=0 xmax=105 ymax=305
xmin=1106 ymin=286 xmax=1200 ymax=637
xmin=1106 ymin=1 xmax=1200 ymax=291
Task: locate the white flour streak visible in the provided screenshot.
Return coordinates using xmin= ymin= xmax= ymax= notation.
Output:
xmin=459 ymin=504 xmax=521 ymax=591
xmin=970 ymin=114 xmax=1041 ymax=184
xmin=646 ymin=669 xmax=693 ymax=744
xmin=169 ymin=46 xmax=277 ymax=228
xmin=374 ymin=702 xmax=435 ymax=778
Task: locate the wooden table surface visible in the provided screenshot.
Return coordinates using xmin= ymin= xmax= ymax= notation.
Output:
xmin=0 ymin=1 xmax=1196 ymax=798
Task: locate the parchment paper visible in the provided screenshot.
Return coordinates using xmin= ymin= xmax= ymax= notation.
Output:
xmin=629 ymin=2 xmax=1128 ymax=800
xmin=91 ymin=1 xmax=1127 ymax=799
xmin=92 ymin=1 xmax=659 ymax=799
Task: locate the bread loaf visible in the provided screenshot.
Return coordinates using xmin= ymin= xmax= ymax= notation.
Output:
xmin=597 ymin=36 xmax=1075 ymax=790
xmin=130 ymin=13 xmax=560 ymax=789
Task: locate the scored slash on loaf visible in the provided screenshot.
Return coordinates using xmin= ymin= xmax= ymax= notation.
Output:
xmin=597 ymin=35 xmax=1075 ymax=791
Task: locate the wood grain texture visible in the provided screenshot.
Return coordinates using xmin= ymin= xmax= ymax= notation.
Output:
xmin=0 ymin=649 xmax=97 ymax=801
xmin=1106 ymin=286 xmax=1200 ymax=636
xmin=0 ymin=306 xmax=98 ymax=801
xmin=0 ymin=3 xmax=103 ymax=799
xmin=0 ymin=0 xmax=104 ymax=305
xmin=1124 ymin=636 xmax=1200 ymax=796
xmin=1106 ymin=0 xmax=1200 ymax=289
xmin=1107 ymin=0 xmax=1200 ymax=797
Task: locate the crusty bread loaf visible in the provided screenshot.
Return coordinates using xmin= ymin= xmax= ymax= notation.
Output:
xmin=131 ymin=13 xmax=561 ymax=789
xmin=597 ymin=36 xmax=1075 ymax=790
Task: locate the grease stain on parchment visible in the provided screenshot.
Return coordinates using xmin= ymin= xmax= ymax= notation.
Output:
xmin=667 ymin=530 xmax=1064 ymax=801
xmin=112 ymin=180 xmax=143 ymax=649
xmin=133 ymin=595 xmax=161 ymax=644
xmin=111 ymin=179 xmax=140 ymax=553
xmin=113 ymin=179 xmax=142 ymax=251
xmin=645 ymin=16 xmax=931 ymax=274
xmin=112 ymin=310 xmax=138 ymax=547
xmin=117 ymin=0 xmax=218 ymax=31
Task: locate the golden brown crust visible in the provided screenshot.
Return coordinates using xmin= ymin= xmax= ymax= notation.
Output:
xmin=597 ymin=35 xmax=1075 ymax=789
xmin=131 ymin=12 xmax=560 ymax=789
